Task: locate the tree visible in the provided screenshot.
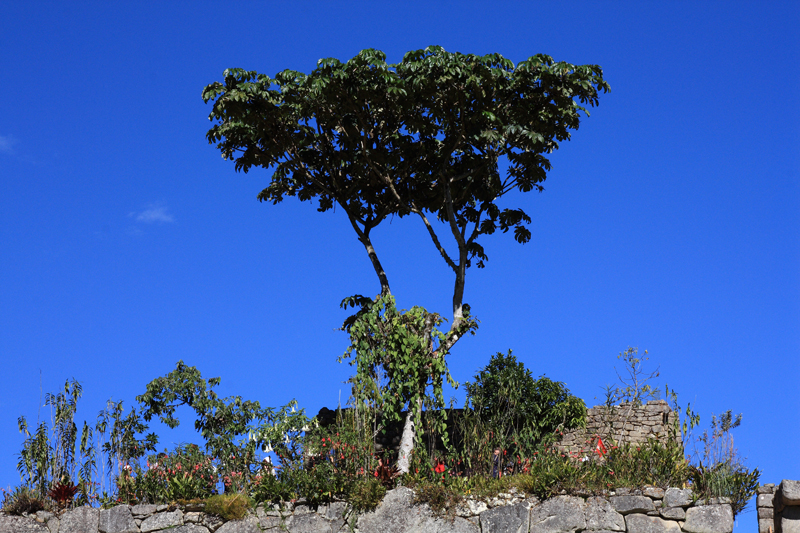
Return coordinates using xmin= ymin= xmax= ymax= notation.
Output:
xmin=203 ymin=46 xmax=608 ymax=471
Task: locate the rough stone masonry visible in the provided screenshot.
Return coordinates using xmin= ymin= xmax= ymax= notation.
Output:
xmin=0 ymin=483 xmax=746 ymax=533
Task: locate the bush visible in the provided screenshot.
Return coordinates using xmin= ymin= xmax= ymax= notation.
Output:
xmin=348 ymin=478 xmax=386 ymax=512
xmin=454 ymin=351 xmax=586 ymax=476
xmin=1 ymin=486 xmax=47 ymax=515
xmin=117 ymin=444 xmax=218 ymax=504
xmin=204 ymin=493 xmax=252 ymax=521
xmin=689 ymin=410 xmax=760 ymax=518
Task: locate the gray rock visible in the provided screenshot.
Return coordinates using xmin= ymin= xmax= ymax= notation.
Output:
xmin=141 ymin=509 xmax=183 ymax=532
xmin=0 ymin=515 xmax=50 ymax=532
xmin=286 ymin=513 xmax=333 ymax=532
xmin=171 ymin=526 xmax=211 ymax=533
xmin=682 ymin=505 xmax=734 ymax=533
xmin=415 ymin=515 xmax=479 ymax=533
xmin=60 ymin=506 xmax=100 ymax=533
xmin=480 ymin=502 xmax=529 ymax=533
xmin=643 ymin=487 xmax=665 ymax=499
xmin=256 ymin=515 xmax=285 ymax=530
xmin=758 ymin=493 xmax=775 ymax=507
xmin=759 ymin=518 xmax=774 ymax=533
xmin=131 ymin=504 xmax=158 ymax=517
xmin=530 ymin=496 xmax=586 ymax=533
xmin=757 ymin=484 xmax=775 ymax=495
xmin=99 ymin=505 xmax=138 ymax=533
xmin=624 ymin=513 xmax=681 ymax=533
xmin=357 ymin=487 xmax=477 ymax=533
xmin=321 ymin=502 xmax=348 ymax=521
xmin=216 ymin=517 xmax=262 ymax=533
xmin=658 ymin=507 xmax=685 ymax=519
xmin=46 ymin=516 xmax=59 ymax=533
xmin=585 ymin=496 xmax=625 ymax=531
xmin=783 ymin=505 xmax=800 ymax=533
xmin=610 ymin=495 xmax=655 ymax=515
xmin=357 ymin=487 xmax=426 ymax=533
xmin=782 ymin=480 xmax=800 ymax=505
xmin=758 ymin=507 xmax=774 ymax=519
xmin=202 ymin=513 xmax=224 ymax=532
xmin=663 ymin=488 xmax=693 ymax=508
xmin=185 ymin=512 xmax=203 ymax=523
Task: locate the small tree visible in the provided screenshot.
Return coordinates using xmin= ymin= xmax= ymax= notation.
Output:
xmin=203 ymin=47 xmax=608 ymax=471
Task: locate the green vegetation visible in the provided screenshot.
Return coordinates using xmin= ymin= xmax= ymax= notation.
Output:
xmin=4 ymin=352 xmax=759 ymax=521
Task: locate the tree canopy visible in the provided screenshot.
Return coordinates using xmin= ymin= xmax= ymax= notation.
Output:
xmin=203 ymin=46 xmax=609 ymax=352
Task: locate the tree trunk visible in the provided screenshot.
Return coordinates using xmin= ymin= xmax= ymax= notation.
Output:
xmin=396 ymin=409 xmax=415 ymax=474
xmin=396 ymin=397 xmax=424 ymax=474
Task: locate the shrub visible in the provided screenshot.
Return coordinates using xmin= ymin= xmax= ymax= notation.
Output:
xmin=689 ymin=411 xmax=760 ymax=519
xmin=1 ymin=486 xmax=47 ymax=515
xmin=204 ymin=493 xmax=252 ymax=521
xmin=454 ymin=351 xmax=586 ymax=476
xmin=117 ymin=444 xmax=218 ymax=504
xmin=348 ymin=478 xmax=386 ymax=512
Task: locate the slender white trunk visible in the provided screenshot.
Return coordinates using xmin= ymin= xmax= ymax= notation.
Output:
xmin=396 ymin=410 xmax=415 ymax=474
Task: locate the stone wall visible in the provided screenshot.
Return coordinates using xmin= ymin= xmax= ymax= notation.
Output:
xmin=0 ymin=485 xmax=737 ymax=533
xmin=558 ymin=400 xmax=677 ymax=454
xmin=757 ymin=479 xmax=800 ymax=533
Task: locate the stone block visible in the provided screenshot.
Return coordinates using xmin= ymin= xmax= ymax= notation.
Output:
xmin=759 ymin=493 xmax=776 ymax=508
xmin=99 ymin=505 xmax=138 ymax=533
xmin=610 ymin=495 xmax=655 ymax=514
xmin=172 ymin=526 xmax=211 ymax=533
xmin=663 ymin=488 xmax=693 ymax=508
xmin=215 ymin=517 xmax=262 ymax=533
xmin=0 ymin=515 xmax=50 ymax=532
xmin=682 ymin=505 xmax=734 ymax=533
xmin=643 ymin=487 xmax=665 ymax=499
xmin=782 ymin=480 xmax=800 ymax=505
xmin=60 ymin=506 xmax=100 ymax=533
xmin=758 ymin=518 xmax=774 ymax=533
xmin=285 ymin=513 xmax=333 ymax=532
xmin=783 ymin=506 xmax=800 ymax=533
xmin=624 ymin=513 xmax=681 ymax=533
xmin=758 ymin=484 xmax=776 ymax=495
xmin=659 ymin=507 xmax=684 ymax=519
xmin=529 ymin=496 xmax=586 ymax=533
xmin=141 ymin=509 xmax=183 ymax=532
xmin=480 ymin=502 xmax=529 ymax=533
xmin=584 ymin=496 xmax=625 ymax=531
xmin=131 ymin=504 xmax=158 ymax=517
xmin=759 ymin=507 xmax=774 ymax=519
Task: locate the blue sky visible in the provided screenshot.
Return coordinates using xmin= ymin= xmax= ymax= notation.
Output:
xmin=1 ymin=0 xmax=797 ymax=526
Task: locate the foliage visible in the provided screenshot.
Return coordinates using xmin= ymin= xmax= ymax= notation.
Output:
xmin=136 ymin=361 xmax=312 ymax=491
xmin=16 ymin=379 xmax=98 ymax=505
xmin=340 ymin=294 xmax=469 ymax=451
xmin=204 ymin=493 xmax=253 ymax=521
xmin=347 ymin=478 xmax=386 ymax=513
xmin=453 ymin=351 xmax=585 ymax=475
xmin=116 ymin=444 xmax=218 ymax=504
xmin=203 ymin=47 xmax=609 ymax=358
xmin=689 ymin=410 xmax=760 ymax=518
xmin=411 ymin=481 xmax=463 ymax=517
xmin=1 ymin=485 xmax=46 ymax=515
xmin=47 ymin=482 xmax=79 ymax=509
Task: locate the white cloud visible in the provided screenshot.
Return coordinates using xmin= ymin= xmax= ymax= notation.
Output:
xmin=132 ymin=203 xmax=175 ymax=224
xmin=0 ymin=135 xmax=16 ymax=155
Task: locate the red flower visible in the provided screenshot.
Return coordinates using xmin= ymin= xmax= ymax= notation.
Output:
xmin=434 ymin=461 xmax=445 ymax=474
